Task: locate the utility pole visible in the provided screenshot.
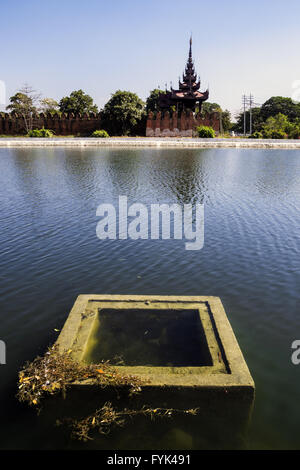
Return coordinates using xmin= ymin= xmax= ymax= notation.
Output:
xmin=242 ymin=94 xmax=256 ymax=136
xmin=249 ymin=93 xmax=254 ymax=135
xmin=242 ymin=95 xmax=247 ymax=136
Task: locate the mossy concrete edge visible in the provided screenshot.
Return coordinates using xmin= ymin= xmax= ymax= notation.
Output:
xmin=56 ymin=294 xmax=255 ymax=397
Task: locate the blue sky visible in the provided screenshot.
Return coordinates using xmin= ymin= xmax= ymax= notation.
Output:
xmin=1 ymin=0 xmax=300 ymax=117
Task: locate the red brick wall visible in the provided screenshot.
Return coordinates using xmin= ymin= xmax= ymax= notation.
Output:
xmin=146 ymin=110 xmax=220 ymax=137
xmin=0 ymin=111 xmax=220 ymax=137
xmin=0 ymin=112 xmax=102 ymax=136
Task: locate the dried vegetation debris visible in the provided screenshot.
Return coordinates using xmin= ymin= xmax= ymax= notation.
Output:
xmin=17 ymin=344 xmax=198 ymax=441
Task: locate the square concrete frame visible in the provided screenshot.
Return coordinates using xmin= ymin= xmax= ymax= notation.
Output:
xmin=56 ymin=295 xmax=255 ymax=396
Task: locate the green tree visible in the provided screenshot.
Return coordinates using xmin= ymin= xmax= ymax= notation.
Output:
xmin=101 ymin=90 xmax=145 ymax=136
xmin=221 ymin=110 xmax=232 ymax=132
xmin=40 ymin=98 xmax=59 ymax=115
xmin=59 ymin=89 xmax=98 ymax=115
xmin=201 ymin=102 xmax=221 ymax=114
xmin=289 ymin=124 xmax=300 ymax=139
xmin=261 ymin=113 xmax=290 ymax=137
xmin=260 ymin=96 xmax=300 ymax=122
xmin=201 ymin=102 xmax=232 ymax=133
xmin=146 ymin=89 xmax=166 ymax=113
xmin=287 ymin=117 xmax=300 ymax=138
xmin=6 ymin=84 xmax=41 ymax=133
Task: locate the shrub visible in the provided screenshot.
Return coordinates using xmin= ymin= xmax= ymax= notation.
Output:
xmin=270 ymin=130 xmax=287 ymax=139
xmin=91 ymin=129 xmax=109 ymax=138
xmin=288 ymin=126 xmax=300 ymax=139
xmin=27 ymin=127 xmax=54 ymax=138
xmin=248 ymin=131 xmax=263 ymax=139
xmin=261 ymin=129 xmax=272 ymax=138
xmin=196 ymin=126 xmax=215 ymax=138
xmin=261 ymin=113 xmax=290 ymax=139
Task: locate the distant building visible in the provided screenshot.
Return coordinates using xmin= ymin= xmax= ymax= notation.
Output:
xmin=159 ymin=37 xmax=209 ymax=113
xmin=146 ymin=38 xmax=219 ymax=137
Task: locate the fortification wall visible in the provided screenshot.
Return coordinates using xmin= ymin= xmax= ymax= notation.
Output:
xmin=0 ymin=110 xmax=220 ymax=137
xmin=146 ymin=110 xmax=220 ymax=137
xmin=0 ymin=112 xmax=102 ymax=136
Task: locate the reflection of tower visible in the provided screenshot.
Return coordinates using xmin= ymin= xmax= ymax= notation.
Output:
xmin=148 ymin=150 xmax=207 ymax=205
xmin=169 ymin=151 xmax=207 ymax=205
xmin=105 ymin=149 xmax=140 ymax=198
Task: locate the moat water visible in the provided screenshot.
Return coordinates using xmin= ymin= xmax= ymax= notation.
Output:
xmin=0 ymin=147 xmax=300 ymax=449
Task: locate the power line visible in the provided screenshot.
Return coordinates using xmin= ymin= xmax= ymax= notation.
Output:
xmin=241 ymin=94 xmax=260 ymax=135
xmin=242 ymin=95 xmax=247 ymax=136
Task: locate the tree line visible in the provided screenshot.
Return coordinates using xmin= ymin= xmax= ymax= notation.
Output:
xmin=6 ymin=84 xmax=300 ymax=138
xmin=5 ymin=85 xmax=231 ymax=136
xmin=234 ymin=97 xmax=300 ymax=138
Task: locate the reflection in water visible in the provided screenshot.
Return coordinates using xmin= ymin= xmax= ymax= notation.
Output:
xmin=84 ymin=308 xmax=213 ymax=367
xmin=34 ymin=387 xmax=253 ymax=450
xmin=0 ymin=147 xmax=300 ymax=449
xmin=144 ymin=149 xmax=208 ymax=205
